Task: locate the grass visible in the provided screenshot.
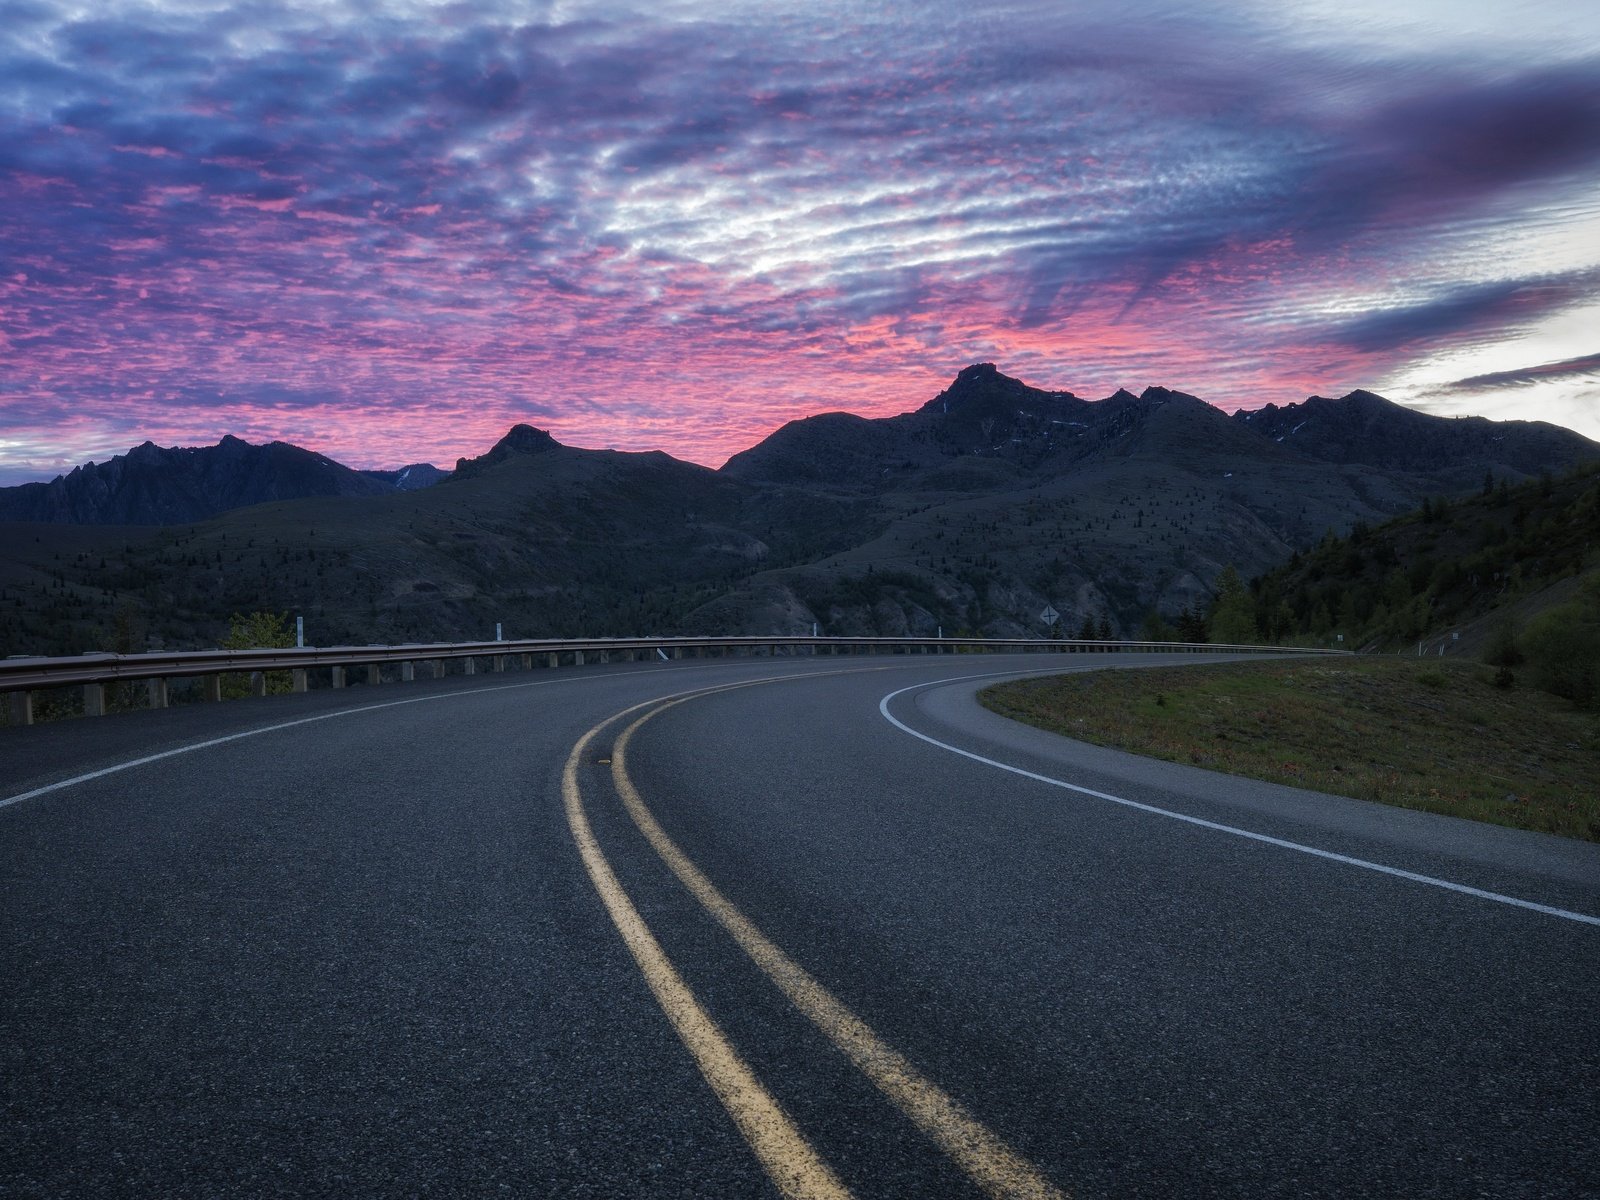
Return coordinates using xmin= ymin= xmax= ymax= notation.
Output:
xmin=981 ymin=657 xmax=1600 ymax=841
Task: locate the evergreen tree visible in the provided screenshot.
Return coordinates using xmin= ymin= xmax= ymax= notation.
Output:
xmin=1208 ymin=565 xmax=1256 ymax=644
xmin=1140 ymin=608 xmax=1174 ymax=641
xmin=1174 ymin=605 xmax=1209 ymax=643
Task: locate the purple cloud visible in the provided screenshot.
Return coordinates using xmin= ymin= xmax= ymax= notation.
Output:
xmin=1435 ymin=352 xmax=1600 ymax=393
xmin=1318 ymin=272 xmax=1600 ymax=354
xmin=0 ymin=1 xmax=1597 ymax=482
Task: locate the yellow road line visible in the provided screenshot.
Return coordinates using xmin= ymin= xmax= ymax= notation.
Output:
xmin=562 ymin=715 xmax=853 ymax=1200
xmin=612 ymin=695 xmax=1068 ymax=1200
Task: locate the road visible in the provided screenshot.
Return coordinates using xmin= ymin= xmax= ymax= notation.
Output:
xmin=2 ymin=651 xmax=1596 ymax=1198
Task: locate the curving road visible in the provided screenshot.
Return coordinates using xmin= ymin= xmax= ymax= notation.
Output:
xmin=2 ymin=652 xmax=1596 ymax=1198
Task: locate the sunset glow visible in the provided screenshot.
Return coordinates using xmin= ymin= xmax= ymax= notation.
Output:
xmin=2 ymin=0 xmax=1597 ymax=484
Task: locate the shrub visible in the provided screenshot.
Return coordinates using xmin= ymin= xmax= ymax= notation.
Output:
xmin=220 ymin=610 xmax=295 ymax=699
xmin=1521 ymin=599 xmax=1600 ymax=709
xmin=1483 ymin=618 xmax=1523 ymax=668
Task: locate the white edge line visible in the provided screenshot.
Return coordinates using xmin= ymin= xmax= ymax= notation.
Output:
xmin=0 ymin=656 xmax=928 ymax=815
xmin=878 ymin=675 xmax=1600 ymax=929
xmin=0 ymin=665 xmax=722 ymax=814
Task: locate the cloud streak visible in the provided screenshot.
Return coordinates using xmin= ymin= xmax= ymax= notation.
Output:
xmin=1 ymin=0 xmax=1598 ymax=483
xmin=1435 ymin=352 xmax=1600 ymax=393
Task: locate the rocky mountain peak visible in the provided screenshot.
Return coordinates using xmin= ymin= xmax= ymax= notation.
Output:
xmin=452 ymin=424 xmax=561 ymax=479
xmin=1139 ymin=386 xmax=1208 ymax=407
xmin=495 ymin=424 xmax=559 ymax=454
xmin=919 ymin=363 xmax=1079 ymax=417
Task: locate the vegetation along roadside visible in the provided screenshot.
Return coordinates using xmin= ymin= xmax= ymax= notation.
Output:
xmin=981 ymin=658 xmax=1600 ymax=841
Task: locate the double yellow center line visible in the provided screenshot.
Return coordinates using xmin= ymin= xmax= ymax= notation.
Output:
xmin=561 ymin=677 xmax=1066 ymax=1199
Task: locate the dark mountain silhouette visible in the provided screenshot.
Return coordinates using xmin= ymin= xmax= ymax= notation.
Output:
xmin=0 ymin=422 xmax=866 ymax=655
xmin=707 ymin=365 xmax=1598 ymax=638
xmin=3 ymin=365 xmax=1597 ymax=658
xmin=726 ymin=364 xmax=1593 ymax=493
xmin=361 ymin=463 xmax=450 ymax=491
xmin=722 ymin=363 xmax=1093 ymax=487
xmin=449 ymin=423 xmax=562 ymax=479
xmin=0 ymin=436 xmax=442 ymax=524
xmin=1233 ymin=390 xmax=1592 ymax=482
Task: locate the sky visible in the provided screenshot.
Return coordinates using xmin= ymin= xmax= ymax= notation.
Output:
xmin=1 ymin=0 xmax=1598 ymax=485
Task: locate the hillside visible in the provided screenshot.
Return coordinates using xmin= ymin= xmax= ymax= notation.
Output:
xmin=699 ymin=366 xmax=1599 ymax=640
xmin=0 ymin=427 xmax=867 ymax=655
xmin=3 ymin=365 xmax=1598 ymax=657
xmin=1248 ymin=464 xmax=1600 ymax=654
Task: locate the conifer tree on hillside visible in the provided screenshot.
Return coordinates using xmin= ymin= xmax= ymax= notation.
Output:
xmin=1209 ymin=565 xmax=1256 ymax=644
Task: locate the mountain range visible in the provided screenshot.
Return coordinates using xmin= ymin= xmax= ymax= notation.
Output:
xmin=0 ymin=435 xmax=449 ymax=525
xmin=2 ymin=364 xmax=1596 ymax=655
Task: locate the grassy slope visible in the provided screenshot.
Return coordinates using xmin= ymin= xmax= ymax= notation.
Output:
xmin=983 ymin=658 xmax=1600 ymax=841
xmin=1254 ymin=463 xmax=1600 ymax=653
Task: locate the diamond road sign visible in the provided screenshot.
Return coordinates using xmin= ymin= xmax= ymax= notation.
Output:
xmin=1041 ymin=605 xmax=1060 ymax=624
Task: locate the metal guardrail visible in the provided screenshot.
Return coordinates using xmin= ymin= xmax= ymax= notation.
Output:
xmin=0 ymin=635 xmax=1342 ymax=689
xmin=0 ymin=635 xmax=1346 ymax=724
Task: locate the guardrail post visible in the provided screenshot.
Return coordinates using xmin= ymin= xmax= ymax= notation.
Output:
xmin=83 ymin=682 xmax=106 ymax=716
xmin=574 ymin=650 xmax=585 ymax=666
xmin=521 ymin=654 xmax=532 ymax=670
xmin=147 ymin=678 xmax=169 ymax=709
xmin=331 ymin=666 xmax=346 ymax=689
xmin=494 ymin=656 xmax=506 ymax=673
xmin=432 ymin=660 xmax=445 ymax=679
xmin=401 ymin=662 xmax=415 ymax=682
xmin=292 ymin=669 xmax=308 ymax=693
xmin=7 ymin=691 xmax=33 ymax=726
xmin=547 ymin=652 xmax=559 ymax=669
xmin=250 ymin=671 xmax=267 ymax=697
xmin=366 ymin=664 xmax=380 ymax=686
xmin=204 ymin=674 xmax=222 ymax=702
xmin=464 ymin=658 xmax=476 ymax=675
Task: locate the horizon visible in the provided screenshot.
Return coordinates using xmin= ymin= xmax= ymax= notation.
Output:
xmin=3 ymin=2 xmax=1598 ymax=487
xmin=7 ymin=365 xmax=1597 ymax=488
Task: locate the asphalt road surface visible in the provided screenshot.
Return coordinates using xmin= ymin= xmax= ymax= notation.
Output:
xmin=2 ymin=651 xmax=1596 ymax=1198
